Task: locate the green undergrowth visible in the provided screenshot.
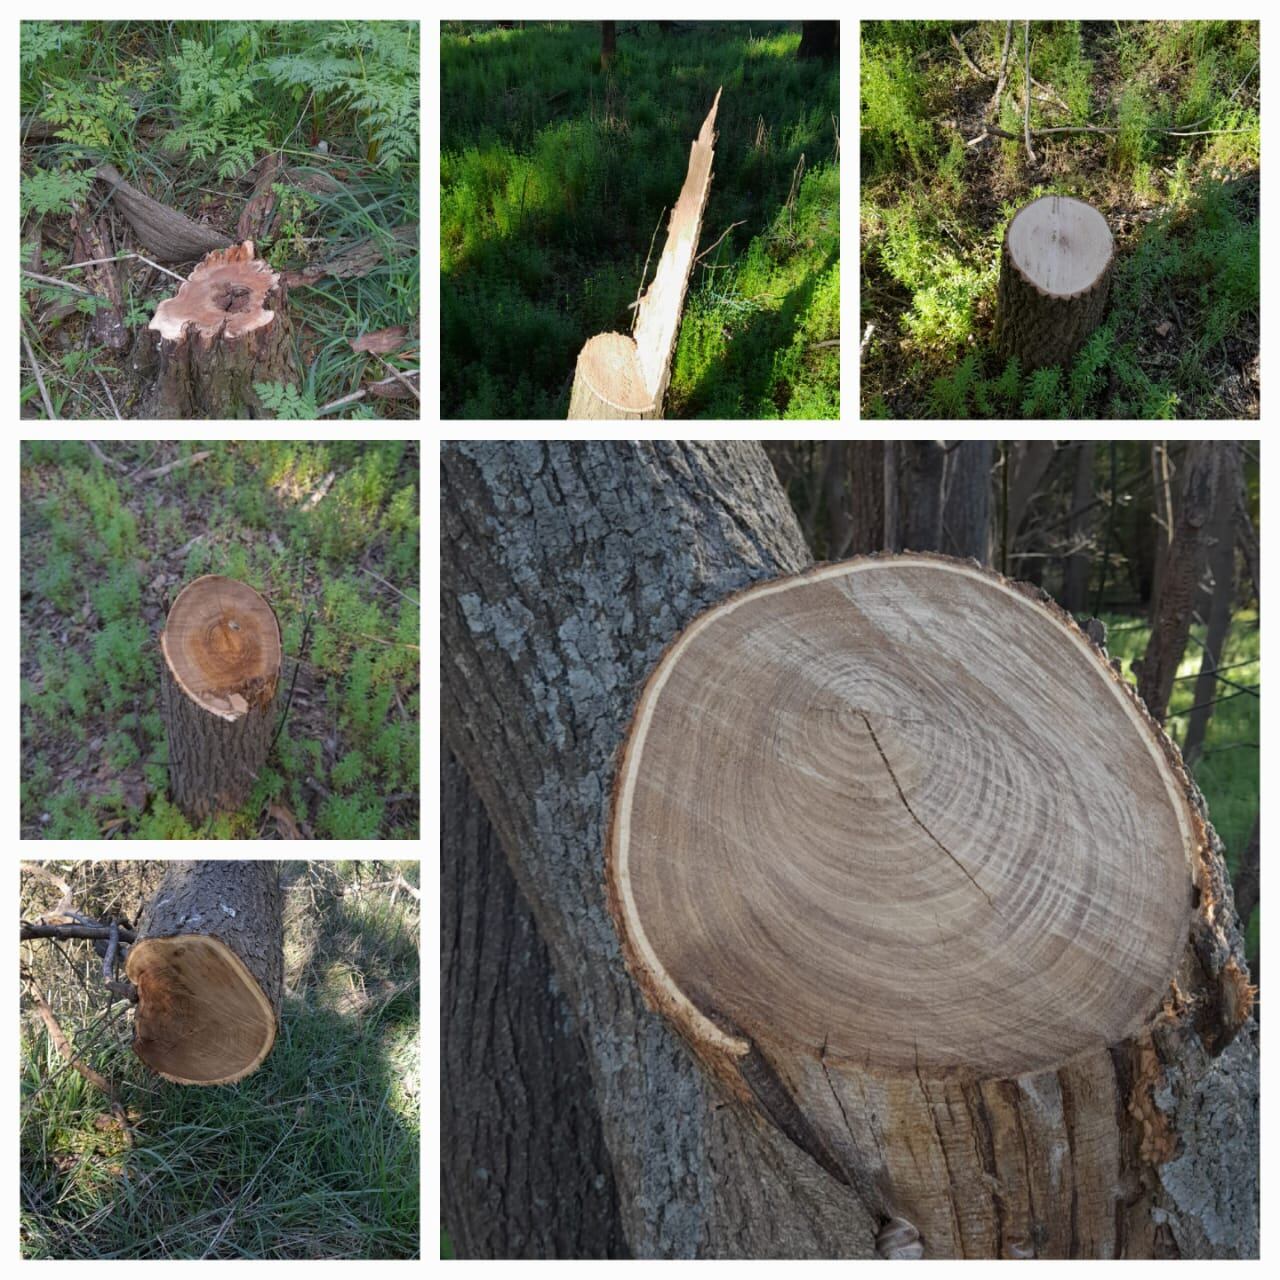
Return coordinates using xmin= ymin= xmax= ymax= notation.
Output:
xmin=20 ymin=440 xmax=420 ymax=839
xmin=441 ymin=21 xmax=839 ymax=418
xmin=861 ymin=20 xmax=1258 ymax=419
xmin=21 ymin=861 xmax=419 ymax=1259
xmin=20 ymin=21 xmax=419 ymax=419
xmin=1101 ymin=609 xmax=1259 ymax=960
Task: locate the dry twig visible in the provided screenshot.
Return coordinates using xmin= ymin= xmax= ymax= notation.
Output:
xmin=87 ymin=441 xmax=128 ymax=472
xmin=21 ymin=324 xmax=57 ymax=420
xmin=1023 ymin=21 xmax=1038 ymax=167
xmin=137 ymin=450 xmax=212 ymax=481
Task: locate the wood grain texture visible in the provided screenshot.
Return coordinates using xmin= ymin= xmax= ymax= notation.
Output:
xmin=126 ymin=861 xmax=282 ymax=1085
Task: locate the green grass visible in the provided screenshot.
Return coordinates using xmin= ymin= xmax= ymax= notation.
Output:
xmin=441 ymin=21 xmax=839 ymax=418
xmin=20 ymin=21 xmax=419 ymax=419
xmin=21 ymin=861 xmax=419 ymax=1259
xmin=1101 ymin=608 xmax=1259 ymax=960
xmin=861 ymin=20 xmax=1259 ymax=419
xmin=20 ymin=441 xmax=420 ymax=839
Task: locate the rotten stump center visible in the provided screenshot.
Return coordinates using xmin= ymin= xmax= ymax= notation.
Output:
xmin=214 ymin=283 xmax=253 ymax=314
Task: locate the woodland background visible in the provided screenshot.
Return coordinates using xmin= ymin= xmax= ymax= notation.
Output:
xmin=21 ymin=860 xmax=420 ymax=1259
xmin=20 ymin=441 xmax=420 ymax=839
xmin=861 ymin=20 xmax=1259 ymax=419
xmin=442 ymin=21 xmax=839 ymax=418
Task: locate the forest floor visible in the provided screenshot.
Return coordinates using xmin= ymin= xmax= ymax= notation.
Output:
xmin=20 ymin=21 xmax=419 ymax=420
xmin=20 ymin=861 xmax=420 ymax=1259
xmin=20 ymin=441 xmax=420 ymax=839
xmin=861 ymin=20 xmax=1259 ymax=419
xmin=1103 ymin=607 xmax=1259 ymax=963
xmin=442 ymin=21 xmax=839 ymax=418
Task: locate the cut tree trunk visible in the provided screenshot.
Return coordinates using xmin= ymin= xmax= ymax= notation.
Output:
xmin=995 ymin=195 xmax=1113 ymax=371
xmin=160 ymin=575 xmax=282 ymax=824
xmin=94 ymin=163 xmax=233 ymax=263
xmin=568 ymin=89 xmax=720 ymax=419
xmin=142 ymin=241 xmax=299 ymax=418
xmin=125 ymin=861 xmax=282 ymax=1085
xmin=443 ymin=443 xmax=1257 ymax=1259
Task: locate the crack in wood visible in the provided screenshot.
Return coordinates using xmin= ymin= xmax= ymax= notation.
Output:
xmin=858 ymin=711 xmax=996 ymax=909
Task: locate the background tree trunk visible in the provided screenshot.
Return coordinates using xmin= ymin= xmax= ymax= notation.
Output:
xmin=143 ymin=242 xmax=299 ymax=418
xmin=797 ymin=21 xmax=839 ymax=62
xmin=848 ymin=441 xmax=886 ymax=555
xmin=160 ymin=575 xmax=282 ymax=823
xmin=601 ymin=21 xmax=616 ymax=69
xmin=125 ymin=860 xmax=282 ymax=1085
xmin=1150 ymin=442 xmax=1175 ymax=622
xmin=1062 ymin=441 xmax=1096 ymax=614
xmin=442 ymin=441 xmax=1257 ymax=1258
xmin=442 ymin=749 xmax=627 ymax=1259
xmin=995 ymin=196 xmax=1113 ymax=370
xmin=1137 ymin=441 xmax=1224 ymax=724
xmin=942 ymin=440 xmax=993 ymax=564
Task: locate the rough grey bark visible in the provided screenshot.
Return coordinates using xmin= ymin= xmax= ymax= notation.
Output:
xmin=442 ymin=441 xmax=880 ymax=1258
xmin=942 ymin=441 xmax=993 ymax=565
xmin=134 ymin=860 xmax=283 ymax=1019
xmin=441 ymin=440 xmax=1258 ymax=1259
xmin=1137 ymin=441 xmax=1224 ymax=724
xmin=161 ymin=662 xmax=279 ymax=822
xmin=1062 ymin=441 xmax=1096 ymax=614
xmin=441 ymin=748 xmax=627 ymax=1259
xmin=899 ymin=442 xmax=946 ymax=552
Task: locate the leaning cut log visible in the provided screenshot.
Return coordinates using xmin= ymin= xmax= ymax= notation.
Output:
xmin=160 ymin=575 xmax=282 ymax=823
xmin=995 ymin=195 xmax=1113 ymax=371
xmin=608 ymin=553 xmax=1255 ymax=1259
xmin=126 ymin=861 xmax=283 ymax=1085
xmin=94 ymin=162 xmax=233 ymax=263
xmin=143 ymin=241 xmax=300 ymax=418
xmin=568 ymin=88 xmax=721 ymax=419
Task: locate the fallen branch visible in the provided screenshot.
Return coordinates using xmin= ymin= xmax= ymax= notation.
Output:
xmin=694 ymin=219 xmax=746 ymax=265
xmin=21 ymin=324 xmax=57 ymax=420
xmin=360 ymin=565 xmax=420 ymax=606
xmin=61 ymin=251 xmax=187 ymax=284
xmin=136 ymin=450 xmax=213 ymax=482
xmin=21 ymin=921 xmax=138 ymax=944
xmin=87 ymin=440 xmax=129 ymax=472
xmin=303 ymin=471 xmax=336 ymax=508
xmin=1023 ymin=22 xmax=1038 ymax=167
xmin=28 ymin=985 xmax=115 ymax=1095
xmin=990 ymin=20 xmax=1014 ymax=119
xmin=95 ymin=370 xmax=123 ymax=421
xmin=95 ymin=163 xmax=233 ymax=263
xmin=21 ymin=268 xmax=98 ymax=297
xmin=377 ymin=357 xmax=421 ymax=402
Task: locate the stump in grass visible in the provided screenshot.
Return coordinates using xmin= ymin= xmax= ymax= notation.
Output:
xmin=126 ymin=861 xmax=282 ymax=1085
xmin=143 ymin=241 xmax=300 ymax=419
xmin=160 ymin=575 xmax=282 ymax=824
xmin=995 ymin=195 xmax=1113 ymax=372
xmin=607 ymin=554 xmax=1255 ymax=1258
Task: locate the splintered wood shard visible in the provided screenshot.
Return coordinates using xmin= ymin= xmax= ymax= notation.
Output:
xmin=606 ymin=554 xmax=1252 ymax=1257
xmin=568 ymin=88 xmax=721 ymax=419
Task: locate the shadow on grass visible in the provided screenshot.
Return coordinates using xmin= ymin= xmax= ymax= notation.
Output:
xmin=20 ymin=863 xmax=420 ymax=1260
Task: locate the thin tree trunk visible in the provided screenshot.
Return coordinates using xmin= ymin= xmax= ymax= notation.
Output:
xmin=900 ymin=442 xmax=945 ymax=552
xmin=126 ymin=861 xmax=281 ymax=1085
xmin=1150 ymin=442 xmax=1175 ymax=620
xmin=848 ymin=442 xmax=886 ymax=554
xmin=1233 ymin=816 xmax=1259 ymax=935
xmin=1182 ymin=443 xmax=1241 ymax=766
xmin=441 ymin=749 xmax=626 ymax=1259
xmin=601 ymin=21 xmax=616 ymax=69
xmin=1062 ymin=441 xmax=1096 ymax=614
xmin=819 ymin=442 xmax=853 ymax=559
xmin=882 ymin=442 xmax=900 ymax=553
xmin=1137 ymin=442 xmax=1225 ymax=725
xmin=941 ymin=441 xmax=993 ymax=565
xmin=442 ymin=441 xmax=1257 ymax=1259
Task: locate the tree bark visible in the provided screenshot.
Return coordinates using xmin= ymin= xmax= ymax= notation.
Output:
xmin=899 ymin=441 xmax=946 ymax=552
xmin=442 ymin=441 xmax=1257 ymax=1259
xmin=1182 ymin=443 xmax=1241 ymax=765
xmin=1137 ymin=442 xmax=1224 ymax=725
xmin=1062 ymin=441 xmax=1096 ymax=614
xmin=601 ymin=21 xmax=616 ymax=69
xmin=160 ymin=575 xmax=282 ymax=824
xmin=942 ymin=441 xmax=993 ymax=564
xmin=1150 ymin=442 xmax=1175 ymax=620
xmin=797 ymin=21 xmax=839 ymax=62
xmin=442 ymin=748 xmax=627 ymax=1259
xmin=125 ymin=861 xmax=282 ymax=1085
xmin=143 ymin=241 xmax=300 ymax=418
xmin=848 ymin=442 xmax=886 ymax=555
xmin=995 ymin=197 xmax=1113 ymax=371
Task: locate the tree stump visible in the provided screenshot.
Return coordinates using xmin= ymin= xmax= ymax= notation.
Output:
xmin=125 ymin=861 xmax=283 ymax=1085
xmin=995 ymin=195 xmax=1113 ymax=371
xmin=607 ymin=554 xmax=1255 ymax=1258
xmin=143 ymin=241 xmax=300 ymax=418
xmin=160 ymin=575 xmax=282 ymax=824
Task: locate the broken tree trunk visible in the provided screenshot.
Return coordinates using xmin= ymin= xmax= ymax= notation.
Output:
xmin=94 ymin=163 xmax=232 ymax=263
xmin=568 ymin=88 xmax=720 ymax=419
xmin=160 ymin=575 xmax=282 ymax=823
xmin=125 ymin=861 xmax=282 ymax=1085
xmin=995 ymin=195 xmax=1113 ymax=371
xmin=607 ymin=553 xmax=1256 ymax=1259
xmin=143 ymin=241 xmax=300 ymax=419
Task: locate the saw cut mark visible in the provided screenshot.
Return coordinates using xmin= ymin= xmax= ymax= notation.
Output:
xmin=858 ymin=711 xmax=996 ymax=910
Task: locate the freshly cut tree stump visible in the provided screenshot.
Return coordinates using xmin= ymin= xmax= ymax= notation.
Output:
xmin=568 ymin=88 xmax=720 ymax=419
xmin=126 ymin=861 xmax=282 ymax=1085
xmin=143 ymin=241 xmax=300 ymax=419
xmin=607 ymin=554 xmax=1254 ymax=1258
xmin=160 ymin=575 xmax=282 ymax=823
xmin=995 ymin=195 xmax=1113 ymax=371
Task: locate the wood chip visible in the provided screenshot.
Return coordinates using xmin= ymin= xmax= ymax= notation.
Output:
xmin=350 ymin=325 xmax=408 ymax=355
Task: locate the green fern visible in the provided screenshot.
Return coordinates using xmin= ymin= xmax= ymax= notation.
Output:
xmin=21 ymin=166 xmax=94 ymax=217
xmin=1020 ymin=366 xmax=1065 ymax=419
xmin=254 ymin=381 xmax=319 ymax=420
